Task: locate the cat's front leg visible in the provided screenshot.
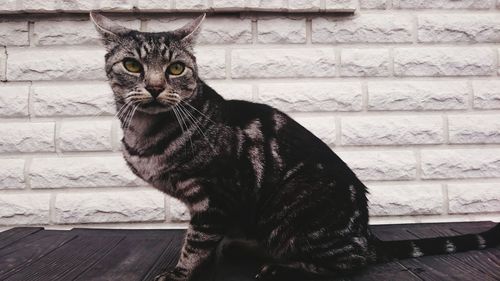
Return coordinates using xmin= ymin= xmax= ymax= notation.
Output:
xmin=155 ymin=213 xmax=225 ymax=281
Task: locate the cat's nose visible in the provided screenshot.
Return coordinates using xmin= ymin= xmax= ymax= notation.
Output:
xmin=146 ymin=86 xmax=165 ymax=98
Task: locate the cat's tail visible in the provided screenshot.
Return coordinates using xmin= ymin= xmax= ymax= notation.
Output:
xmin=371 ymin=223 xmax=500 ymax=262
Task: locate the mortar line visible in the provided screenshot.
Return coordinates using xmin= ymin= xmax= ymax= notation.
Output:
xmin=442 ymin=183 xmax=449 ymax=215
xmin=23 ymin=157 xmax=33 ymax=190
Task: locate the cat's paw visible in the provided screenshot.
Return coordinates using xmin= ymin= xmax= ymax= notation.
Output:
xmin=153 ymin=269 xmax=186 ymax=281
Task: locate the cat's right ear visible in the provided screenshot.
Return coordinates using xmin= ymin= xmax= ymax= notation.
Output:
xmin=90 ymin=11 xmax=130 ymax=50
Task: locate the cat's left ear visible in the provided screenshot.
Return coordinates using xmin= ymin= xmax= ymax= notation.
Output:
xmin=173 ymin=14 xmax=206 ymax=45
xmin=90 ymin=11 xmax=132 ymax=50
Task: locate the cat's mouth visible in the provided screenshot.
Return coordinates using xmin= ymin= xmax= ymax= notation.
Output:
xmin=136 ymin=98 xmax=180 ymax=114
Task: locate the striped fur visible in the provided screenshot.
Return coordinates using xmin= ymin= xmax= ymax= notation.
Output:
xmin=91 ymin=12 xmax=500 ymax=281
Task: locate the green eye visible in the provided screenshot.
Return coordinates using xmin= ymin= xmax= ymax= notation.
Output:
xmin=123 ymin=59 xmax=142 ymax=73
xmin=167 ymin=62 xmax=185 ymax=76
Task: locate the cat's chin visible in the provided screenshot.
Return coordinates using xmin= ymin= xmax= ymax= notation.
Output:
xmin=136 ymin=102 xmax=175 ymax=115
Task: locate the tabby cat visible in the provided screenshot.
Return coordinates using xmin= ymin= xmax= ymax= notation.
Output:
xmin=90 ymin=12 xmax=500 ymax=281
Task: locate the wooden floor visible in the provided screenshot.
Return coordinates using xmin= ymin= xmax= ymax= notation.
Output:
xmin=0 ymin=221 xmax=498 ymax=281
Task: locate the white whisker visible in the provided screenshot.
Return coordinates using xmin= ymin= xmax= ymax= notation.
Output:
xmin=178 ymin=103 xmax=217 ymax=153
xmin=181 ymin=101 xmax=215 ymax=124
xmin=175 ymin=106 xmax=195 ymax=154
xmin=125 ymin=104 xmax=139 ymax=130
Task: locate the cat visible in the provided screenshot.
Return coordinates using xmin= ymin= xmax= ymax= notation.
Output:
xmin=90 ymin=12 xmax=500 ymax=281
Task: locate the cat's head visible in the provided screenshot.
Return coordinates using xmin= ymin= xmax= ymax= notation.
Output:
xmin=90 ymin=12 xmax=205 ymax=114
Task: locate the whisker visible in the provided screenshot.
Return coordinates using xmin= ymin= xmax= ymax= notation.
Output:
xmin=118 ymin=102 xmax=133 ymax=121
xmin=126 ymin=104 xmax=139 ymax=131
xmin=115 ymin=101 xmax=132 ymax=119
xmin=175 ymin=105 xmax=195 ymax=154
xmin=177 ymin=104 xmax=217 ymax=153
xmin=172 ymin=107 xmax=185 ymax=135
xmin=121 ymin=102 xmax=137 ymax=129
xmin=181 ymin=101 xmax=215 ymax=124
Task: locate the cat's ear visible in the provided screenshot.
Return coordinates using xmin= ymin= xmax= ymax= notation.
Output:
xmin=90 ymin=11 xmax=131 ymax=49
xmin=173 ymin=14 xmax=206 ymax=45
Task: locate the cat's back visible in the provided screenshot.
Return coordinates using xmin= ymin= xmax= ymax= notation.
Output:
xmin=221 ymin=99 xmax=278 ymax=127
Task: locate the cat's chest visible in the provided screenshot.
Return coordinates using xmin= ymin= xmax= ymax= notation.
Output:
xmin=122 ymin=149 xmax=170 ymax=185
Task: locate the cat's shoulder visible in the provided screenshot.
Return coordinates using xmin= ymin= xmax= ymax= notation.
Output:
xmin=221 ymin=99 xmax=284 ymax=125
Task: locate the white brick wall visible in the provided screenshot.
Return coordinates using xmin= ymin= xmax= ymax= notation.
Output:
xmin=1 ymin=1 xmax=499 ymax=228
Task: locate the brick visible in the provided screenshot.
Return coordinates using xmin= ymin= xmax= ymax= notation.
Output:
xmin=30 ymin=156 xmax=140 ymax=188
xmin=170 ymin=197 xmax=190 ymax=221
xmin=360 ymin=0 xmax=389 ymax=9
xmin=394 ymin=47 xmax=495 ymax=76
xmin=341 ymin=49 xmax=389 ymax=77
xmin=258 ymin=82 xmax=362 ymax=112
xmin=16 ymin=0 xmax=57 ymax=12
xmin=0 ymin=122 xmax=55 ymax=153
xmin=32 ymin=82 xmax=115 ymax=117
xmin=0 ymin=193 xmax=50 ymax=225
xmin=175 ymin=0 xmax=208 ymax=9
xmin=56 ymin=0 xmax=98 ymax=11
xmin=419 ymin=15 xmax=500 ymax=43
xmin=0 ymin=158 xmax=25 ymax=189
xmin=247 ymin=0 xmax=287 ymax=9
xmin=369 ymin=184 xmax=443 ymax=216
xmin=337 ymin=150 xmax=416 ymax=181
xmin=293 ymin=116 xmax=336 ymax=146
xmin=421 ymin=149 xmax=500 ymax=179
xmin=449 ymin=115 xmax=500 ymax=144
xmin=54 ymin=190 xmax=165 ymax=223
xmin=288 ymin=0 xmax=321 ymax=9
xmin=313 ymin=15 xmax=412 ymax=43
xmin=394 ymin=0 xmax=492 ymax=9
xmin=138 ymin=0 xmax=173 ymax=10
xmin=59 ymin=120 xmax=114 ymax=152
xmin=34 ymin=19 xmax=140 ymax=46
xmin=212 ymin=0 xmax=246 ymax=9
xmin=473 ymin=80 xmax=500 ymax=109
xmin=98 ymin=0 xmax=136 ymax=10
xmin=206 ymin=82 xmax=253 ymax=101
xmin=0 ymin=83 xmax=30 ymax=117
xmin=0 ymin=0 xmax=17 ymax=12
xmin=341 ymin=116 xmax=444 ymax=145
xmin=325 ymin=0 xmax=358 ymax=9
xmin=258 ymin=18 xmax=306 ymax=44
xmin=0 ymin=21 xmax=29 ymax=46
xmin=197 ymin=48 xmax=226 ymax=79
xmin=147 ymin=17 xmax=252 ymax=44
xmin=231 ymin=48 xmax=336 ymax=78
xmin=368 ymin=81 xmax=468 ymax=111
xmin=7 ymin=48 xmax=106 ymax=81
xmin=448 ymin=184 xmax=500 ymax=214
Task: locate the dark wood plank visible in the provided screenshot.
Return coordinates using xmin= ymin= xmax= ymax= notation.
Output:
xmin=70 ymin=228 xmax=181 ymax=237
xmin=398 ymin=222 xmax=500 ymax=280
xmin=401 ymin=254 xmax=498 ymax=281
xmin=4 ymin=234 xmax=124 ymax=281
xmin=0 ymin=227 xmax=43 ymax=250
xmin=141 ymin=230 xmax=186 ymax=281
xmin=350 ymin=261 xmax=423 ymax=281
xmin=0 ymin=230 xmax=76 ymax=280
xmin=370 ymin=224 xmax=420 ymax=240
xmin=73 ymin=234 xmax=177 ymax=281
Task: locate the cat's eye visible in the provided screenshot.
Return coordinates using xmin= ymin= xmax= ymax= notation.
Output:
xmin=123 ymin=59 xmax=142 ymax=73
xmin=167 ymin=62 xmax=185 ymax=76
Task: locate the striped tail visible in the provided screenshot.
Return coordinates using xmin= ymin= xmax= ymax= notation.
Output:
xmin=373 ymin=223 xmax=500 ymax=262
